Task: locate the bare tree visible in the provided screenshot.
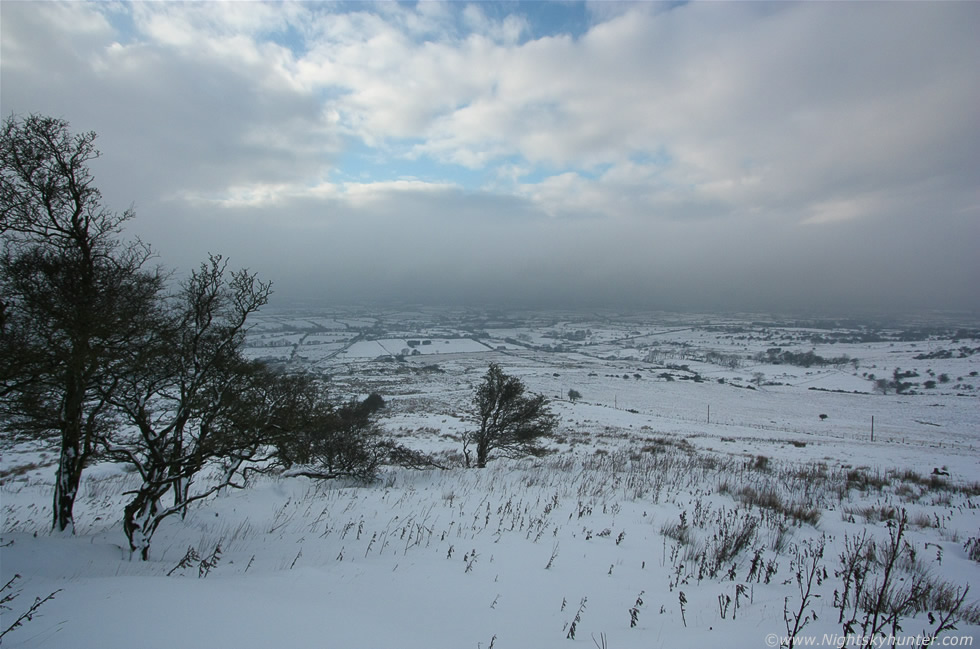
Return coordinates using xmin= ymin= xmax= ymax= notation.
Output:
xmin=1 ymin=114 xmax=163 ymax=532
xmin=99 ymin=255 xmax=274 ymax=559
xmin=464 ymin=363 xmax=557 ymax=468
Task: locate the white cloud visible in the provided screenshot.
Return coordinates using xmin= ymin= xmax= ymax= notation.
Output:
xmin=2 ymin=0 xmax=978 ymax=312
xmin=800 ymin=195 xmax=884 ymax=227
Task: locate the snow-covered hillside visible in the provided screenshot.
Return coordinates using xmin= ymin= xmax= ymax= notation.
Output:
xmin=3 ymin=308 xmax=979 ymax=648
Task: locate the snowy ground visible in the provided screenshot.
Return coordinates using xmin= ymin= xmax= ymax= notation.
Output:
xmin=2 ymin=308 xmax=979 ymax=648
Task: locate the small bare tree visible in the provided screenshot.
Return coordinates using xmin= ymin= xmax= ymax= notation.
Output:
xmin=463 ymin=363 xmax=557 ymax=468
xmin=100 ymin=255 xmax=274 ymax=559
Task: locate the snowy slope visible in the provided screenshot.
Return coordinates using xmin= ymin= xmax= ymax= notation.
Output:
xmin=3 ymin=309 xmax=979 ymax=648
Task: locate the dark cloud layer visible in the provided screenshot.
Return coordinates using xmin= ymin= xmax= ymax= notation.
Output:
xmin=3 ymin=2 xmax=978 ymax=317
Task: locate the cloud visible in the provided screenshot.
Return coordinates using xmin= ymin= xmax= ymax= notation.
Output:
xmin=2 ymin=1 xmax=978 ymax=314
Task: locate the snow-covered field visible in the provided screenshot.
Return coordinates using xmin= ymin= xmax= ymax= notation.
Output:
xmin=3 ymin=308 xmax=979 ymax=648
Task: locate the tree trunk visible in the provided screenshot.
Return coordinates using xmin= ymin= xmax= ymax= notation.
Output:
xmin=52 ymin=372 xmax=86 ymax=532
xmin=170 ymin=410 xmax=191 ymax=517
xmin=123 ymin=477 xmax=165 ymax=561
xmin=52 ymin=437 xmax=82 ymax=533
xmin=171 ymin=429 xmax=186 ymax=515
xmin=476 ymin=440 xmax=489 ymax=469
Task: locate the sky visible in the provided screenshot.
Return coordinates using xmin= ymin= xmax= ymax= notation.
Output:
xmin=2 ymin=1 xmax=979 ymax=315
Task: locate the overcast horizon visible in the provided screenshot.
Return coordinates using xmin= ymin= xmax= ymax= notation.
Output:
xmin=3 ymin=1 xmax=978 ymax=316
